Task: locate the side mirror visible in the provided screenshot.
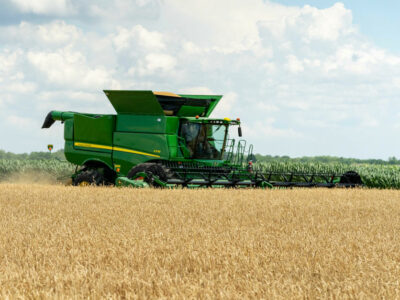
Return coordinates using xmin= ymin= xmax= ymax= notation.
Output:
xmin=238 ymin=126 xmax=242 ymax=137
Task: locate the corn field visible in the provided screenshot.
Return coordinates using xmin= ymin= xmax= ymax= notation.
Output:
xmin=0 ymin=159 xmax=74 ymax=182
xmin=1 ymin=159 xmax=400 ymax=188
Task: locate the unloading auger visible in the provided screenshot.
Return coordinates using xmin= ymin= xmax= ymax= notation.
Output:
xmin=42 ymin=90 xmax=362 ymax=188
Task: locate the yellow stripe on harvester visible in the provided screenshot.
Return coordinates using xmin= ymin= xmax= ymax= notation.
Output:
xmin=74 ymin=142 xmax=113 ymax=150
xmin=74 ymin=142 xmax=161 ymax=158
xmin=112 ymin=146 xmax=160 ymax=158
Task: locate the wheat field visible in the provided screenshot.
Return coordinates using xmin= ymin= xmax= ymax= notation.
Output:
xmin=0 ymin=184 xmax=400 ymax=298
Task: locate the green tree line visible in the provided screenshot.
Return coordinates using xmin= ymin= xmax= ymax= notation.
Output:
xmin=254 ymin=154 xmax=400 ymax=165
xmin=0 ymin=149 xmax=66 ymax=161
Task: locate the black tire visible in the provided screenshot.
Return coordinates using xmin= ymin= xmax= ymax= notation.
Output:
xmin=339 ymin=171 xmax=363 ymax=185
xmin=127 ymin=163 xmax=169 ymax=187
xmin=73 ymin=169 xmax=106 ymax=186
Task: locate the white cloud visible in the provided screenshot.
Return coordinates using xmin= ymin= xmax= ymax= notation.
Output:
xmin=300 ymin=3 xmax=354 ymax=41
xmin=322 ymin=44 xmax=400 ymax=75
xmin=262 ymin=61 xmax=276 ymax=73
xmin=393 ymin=78 xmax=400 ymax=88
xmin=0 ymin=50 xmax=20 ymax=73
xmin=6 ymin=115 xmax=38 ymax=129
xmin=285 ymin=55 xmax=304 ymax=73
xmin=182 ymin=41 xmax=202 ymax=55
xmin=211 ymin=92 xmax=238 ymax=118
xmin=36 ymin=21 xmax=81 ymax=44
xmin=256 ymin=102 xmax=280 ymax=112
xmin=10 ymin=0 xmax=74 ymax=15
xmin=113 ymin=25 xmax=166 ymax=52
xmin=360 ymin=117 xmax=379 ymax=128
xmin=137 ymin=53 xmax=177 ymax=76
xmin=162 ymin=0 xmax=265 ymax=53
xmin=27 ymin=49 xmax=114 ymax=90
xmin=245 ymin=119 xmax=303 ymax=139
xmin=178 ymin=86 xmax=214 ymax=95
xmin=1 ymin=21 xmax=81 ymax=48
xmin=4 ymin=82 xmax=36 ymax=94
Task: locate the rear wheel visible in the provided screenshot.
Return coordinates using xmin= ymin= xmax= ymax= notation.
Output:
xmin=127 ymin=163 xmax=169 ymax=187
xmin=73 ymin=169 xmax=107 ymax=186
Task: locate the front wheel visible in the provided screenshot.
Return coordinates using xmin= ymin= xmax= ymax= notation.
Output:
xmin=73 ymin=169 xmax=106 ymax=186
xmin=127 ymin=163 xmax=169 ymax=187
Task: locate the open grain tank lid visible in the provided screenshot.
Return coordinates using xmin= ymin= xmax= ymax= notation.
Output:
xmin=103 ymin=90 xmax=222 ymax=117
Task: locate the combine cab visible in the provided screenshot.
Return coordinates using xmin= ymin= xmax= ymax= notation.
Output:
xmin=42 ymin=90 xmax=362 ymax=188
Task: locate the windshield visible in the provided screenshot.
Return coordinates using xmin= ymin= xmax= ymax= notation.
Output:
xmin=180 ymin=122 xmax=228 ymax=159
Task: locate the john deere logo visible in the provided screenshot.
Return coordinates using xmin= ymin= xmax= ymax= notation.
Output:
xmin=48 ymin=144 xmax=53 ymax=152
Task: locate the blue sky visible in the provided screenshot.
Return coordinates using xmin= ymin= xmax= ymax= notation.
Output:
xmin=0 ymin=0 xmax=400 ymax=159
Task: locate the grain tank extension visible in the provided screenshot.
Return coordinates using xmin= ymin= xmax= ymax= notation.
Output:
xmin=42 ymin=90 xmax=362 ymax=188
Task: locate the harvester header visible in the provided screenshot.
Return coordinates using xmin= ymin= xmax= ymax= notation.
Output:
xmin=42 ymin=89 xmax=362 ymax=188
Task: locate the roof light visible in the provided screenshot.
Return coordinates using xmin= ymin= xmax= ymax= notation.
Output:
xmin=224 ymin=117 xmax=231 ymax=122
xmin=195 ymin=115 xmax=199 ymax=119
xmin=236 ymin=118 xmax=240 ymax=121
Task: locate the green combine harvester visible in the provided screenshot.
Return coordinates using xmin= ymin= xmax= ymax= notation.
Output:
xmin=42 ymin=90 xmax=362 ymax=188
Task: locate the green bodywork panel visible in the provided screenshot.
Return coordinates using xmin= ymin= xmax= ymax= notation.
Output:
xmin=178 ymin=94 xmax=222 ymax=117
xmin=177 ymin=105 xmax=205 ymax=117
xmin=166 ymin=135 xmax=180 ymax=158
xmin=64 ymin=119 xmax=73 ymax=141
xmin=104 ymin=90 xmax=164 ymax=115
xmin=64 ymin=141 xmax=114 ymax=169
xmin=113 ymin=132 xmax=169 ymax=175
xmin=116 ymin=115 xmax=179 ymax=134
xmin=74 ymin=114 xmax=115 ymax=148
